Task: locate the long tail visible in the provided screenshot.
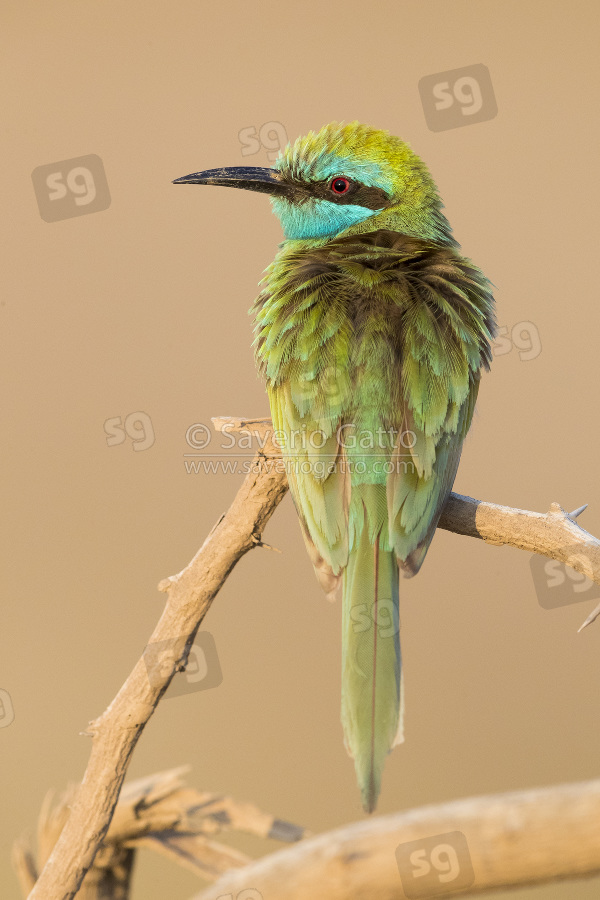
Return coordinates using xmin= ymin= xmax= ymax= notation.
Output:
xmin=341 ymin=507 xmax=403 ymax=813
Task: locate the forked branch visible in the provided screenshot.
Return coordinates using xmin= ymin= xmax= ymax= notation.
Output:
xmin=26 ymin=415 xmax=599 ymax=899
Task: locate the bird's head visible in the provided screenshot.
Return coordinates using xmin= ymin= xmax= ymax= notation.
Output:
xmin=174 ymin=121 xmax=453 ymax=244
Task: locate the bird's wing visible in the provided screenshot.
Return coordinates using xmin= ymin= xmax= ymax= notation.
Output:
xmin=255 ymin=247 xmax=357 ymax=596
xmin=383 ymin=237 xmax=495 ymax=573
xmin=387 ymin=377 xmax=479 ymax=575
xmin=268 ymin=378 xmax=350 ymax=597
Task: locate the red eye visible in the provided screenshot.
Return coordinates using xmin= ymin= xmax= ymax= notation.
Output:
xmin=330 ymin=177 xmax=351 ymax=195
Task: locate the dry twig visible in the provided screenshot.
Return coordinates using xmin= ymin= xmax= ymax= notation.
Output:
xmin=217 ymin=417 xmax=600 ymax=631
xmin=27 ymin=440 xmax=288 ymax=900
xmin=14 ymin=767 xmax=304 ymax=899
xmin=190 ymin=777 xmax=600 ymax=900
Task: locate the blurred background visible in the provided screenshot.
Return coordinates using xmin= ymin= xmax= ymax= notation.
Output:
xmin=2 ymin=1 xmax=599 ymax=897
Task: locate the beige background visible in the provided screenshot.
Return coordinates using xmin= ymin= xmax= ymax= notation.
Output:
xmin=2 ymin=1 xmax=599 ymax=897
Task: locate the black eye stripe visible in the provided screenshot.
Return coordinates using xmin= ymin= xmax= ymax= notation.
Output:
xmin=276 ymin=173 xmax=392 ymax=211
xmin=317 ymin=179 xmax=390 ymax=210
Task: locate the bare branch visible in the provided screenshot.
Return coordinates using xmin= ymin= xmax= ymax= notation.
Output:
xmin=438 ymin=494 xmax=600 ymax=630
xmin=26 ymin=413 xmax=599 ymax=898
xmin=26 ymin=450 xmax=288 ymax=900
xmin=17 ymin=767 xmax=305 ymax=898
xmin=190 ymin=778 xmax=600 ymax=900
xmin=215 ymin=417 xmax=600 ymax=632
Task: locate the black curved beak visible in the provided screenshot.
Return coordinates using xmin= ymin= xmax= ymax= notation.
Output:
xmin=173 ymin=166 xmax=294 ymax=198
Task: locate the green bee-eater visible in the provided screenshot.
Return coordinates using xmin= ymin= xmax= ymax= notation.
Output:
xmin=175 ymin=122 xmax=495 ymax=812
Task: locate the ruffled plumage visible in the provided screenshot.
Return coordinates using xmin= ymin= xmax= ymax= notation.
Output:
xmin=253 ymin=227 xmax=495 ymax=810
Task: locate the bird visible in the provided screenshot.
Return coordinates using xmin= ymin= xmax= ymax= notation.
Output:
xmin=174 ymin=122 xmax=496 ymax=812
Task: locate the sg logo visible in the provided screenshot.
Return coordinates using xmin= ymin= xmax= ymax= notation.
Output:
xmin=32 ymin=154 xmax=111 ymax=222
xmin=239 ymin=122 xmax=288 ymax=161
xmin=215 ymin=892 xmax=263 ymax=900
xmin=0 ymin=689 xmax=15 ymax=729
xmin=104 ymin=412 xmax=155 ymax=452
xmin=351 ymin=599 xmax=399 ymax=638
xmin=492 ymin=321 xmax=542 ymax=362
xmin=419 ymin=64 xmax=497 ymax=132
xmin=530 ymin=547 xmax=600 ymax=610
xmin=144 ymin=632 xmax=223 ymax=698
xmin=395 ymin=831 xmax=475 ymax=898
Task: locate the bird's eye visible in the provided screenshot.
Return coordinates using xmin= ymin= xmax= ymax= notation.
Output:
xmin=330 ymin=177 xmax=351 ymax=195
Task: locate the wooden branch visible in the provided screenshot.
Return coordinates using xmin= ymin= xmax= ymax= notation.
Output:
xmin=215 ymin=417 xmax=600 ymax=631
xmin=26 ymin=413 xmax=599 ymax=899
xmin=438 ymin=494 xmax=600 ymax=631
xmin=27 ymin=449 xmax=288 ymax=900
xmin=13 ymin=783 xmax=135 ymax=900
xmin=190 ymin=778 xmax=600 ymax=900
xmin=15 ymin=767 xmax=305 ymax=898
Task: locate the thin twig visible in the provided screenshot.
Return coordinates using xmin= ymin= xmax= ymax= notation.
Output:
xmin=216 ymin=417 xmax=600 ymax=631
xmin=15 ymin=768 xmax=304 ymax=898
xmin=438 ymin=494 xmax=600 ymax=631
